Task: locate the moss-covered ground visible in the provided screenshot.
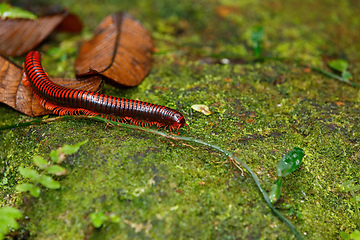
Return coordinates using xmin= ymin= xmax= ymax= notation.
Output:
xmin=1 ymin=0 xmax=360 ymax=239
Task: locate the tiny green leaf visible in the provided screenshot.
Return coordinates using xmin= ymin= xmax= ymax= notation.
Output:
xmin=344 ymin=185 xmax=360 ymax=192
xmin=50 ymin=150 xmax=60 ymax=163
xmin=62 ymin=140 xmax=88 ymax=155
xmin=0 ymin=216 xmax=19 ymax=230
xmin=16 ymin=183 xmax=35 ymax=192
xmin=29 ymin=186 xmax=41 ymax=198
xmin=339 ymin=231 xmax=350 ymax=240
xmin=0 ymin=3 xmax=37 ymax=20
xmin=277 ymin=147 xmax=304 ymax=177
xmin=108 ymin=213 xmax=120 ymax=223
xmin=0 ymin=219 xmax=8 ymax=233
xmin=0 ymin=207 xmax=22 ymax=219
xmin=39 ymin=175 xmax=60 ymax=189
xmin=342 ymin=70 xmax=352 ymax=80
xmin=90 ymin=212 xmax=108 ymax=228
xmin=33 ymin=156 xmax=48 ymax=169
xmin=350 ymin=230 xmax=360 ymax=240
xmin=46 ymin=165 xmax=67 ymax=176
xmin=250 ymin=26 xmax=264 ymax=58
xmin=18 ymin=167 xmax=40 ymax=181
xmin=328 ymin=59 xmax=349 ymax=72
xmin=16 ymin=183 xmax=41 ymax=197
xmin=0 ymin=207 xmax=22 ymax=237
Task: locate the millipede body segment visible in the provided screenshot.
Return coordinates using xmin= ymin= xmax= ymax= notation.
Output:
xmin=22 ymin=51 xmax=188 ymax=134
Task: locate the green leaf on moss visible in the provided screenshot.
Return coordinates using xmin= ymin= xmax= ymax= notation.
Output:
xmin=341 ymin=71 xmax=352 ymax=80
xmin=0 ymin=206 xmax=22 ymax=238
xmin=250 ymin=26 xmax=264 ymax=58
xmin=62 ymin=140 xmax=88 ymax=155
xmin=50 ymin=149 xmax=59 ymax=163
xmin=90 ymin=212 xmax=108 ymax=228
xmin=39 ymin=175 xmax=60 ymax=189
xmin=340 ymin=230 xmax=360 ymax=240
xmin=0 ymin=207 xmax=22 ymax=219
xmin=0 ymin=3 xmax=37 ymax=20
xmin=277 ymin=147 xmax=304 ymax=177
xmin=18 ymin=167 xmax=40 ymax=181
xmin=16 ymin=183 xmax=41 ymax=197
xmin=328 ymin=59 xmax=349 ymax=72
xmin=46 ymin=165 xmax=67 ymax=176
xmin=33 ymin=156 xmax=48 ymax=169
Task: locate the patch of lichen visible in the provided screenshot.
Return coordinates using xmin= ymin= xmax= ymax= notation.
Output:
xmin=1 ymin=0 xmax=360 ymax=239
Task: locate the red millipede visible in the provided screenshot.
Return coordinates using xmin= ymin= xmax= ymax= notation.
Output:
xmin=22 ymin=51 xmax=188 ymax=134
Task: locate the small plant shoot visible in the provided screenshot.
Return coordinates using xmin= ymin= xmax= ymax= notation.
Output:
xmin=269 ymin=147 xmax=304 ymax=204
xmin=277 ymin=147 xmax=304 ymax=177
xmin=90 ymin=211 xmax=120 ymax=228
xmin=0 ymin=3 xmax=37 ymax=20
xmin=0 ymin=207 xmax=22 ymax=240
xmin=50 ymin=140 xmax=88 ymax=163
xmin=340 ymin=230 xmax=360 ymax=240
xmin=16 ymin=140 xmax=87 ymax=197
xmin=250 ymin=26 xmax=264 ymax=58
xmin=328 ymin=59 xmax=352 ymax=81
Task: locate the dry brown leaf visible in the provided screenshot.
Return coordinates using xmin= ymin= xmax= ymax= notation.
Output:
xmin=75 ymin=12 xmax=154 ymax=87
xmin=0 ymin=11 xmax=82 ymax=56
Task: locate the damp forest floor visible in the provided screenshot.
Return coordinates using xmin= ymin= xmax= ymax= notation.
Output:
xmin=1 ymin=0 xmax=360 ymax=239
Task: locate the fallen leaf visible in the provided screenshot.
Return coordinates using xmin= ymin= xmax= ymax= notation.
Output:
xmin=75 ymin=12 xmax=154 ymax=87
xmin=191 ymin=104 xmax=212 ymax=115
xmin=0 ymin=10 xmax=82 ymax=56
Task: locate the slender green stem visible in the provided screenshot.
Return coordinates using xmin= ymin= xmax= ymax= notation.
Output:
xmin=351 ymin=190 xmax=360 ymax=229
xmin=92 ymin=116 xmax=303 ymax=239
xmin=309 ymin=66 xmax=360 ymax=87
xmin=0 ymin=115 xmax=303 ymax=239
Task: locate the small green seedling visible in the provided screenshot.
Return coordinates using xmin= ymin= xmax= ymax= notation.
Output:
xmin=90 ymin=211 xmax=120 ymax=228
xmin=269 ymin=147 xmax=304 ymax=204
xmin=16 ymin=140 xmax=87 ymax=197
xmin=328 ymin=59 xmax=352 ymax=81
xmin=0 ymin=207 xmax=22 ymax=240
xmin=0 ymin=3 xmax=37 ymax=20
xmin=250 ymin=26 xmax=264 ymax=58
xmin=340 ymin=230 xmax=360 ymax=240
xmin=339 ymin=181 xmax=360 ymax=239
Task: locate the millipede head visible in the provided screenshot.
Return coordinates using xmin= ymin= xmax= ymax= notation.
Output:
xmin=171 ymin=112 xmax=188 ymax=134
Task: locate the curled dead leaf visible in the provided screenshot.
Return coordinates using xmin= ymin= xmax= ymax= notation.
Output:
xmin=0 ymin=10 xmax=82 ymax=56
xmin=191 ymin=104 xmax=213 ymax=115
xmin=75 ymin=12 xmax=154 ymax=87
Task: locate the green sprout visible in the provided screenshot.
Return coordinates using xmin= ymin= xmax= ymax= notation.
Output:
xmin=250 ymin=26 xmax=264 ymax=58
xmin=0 ymin=3 xmax=37 ymax=20
xmin=339 ymin=181 xmax=360 ymax=239
xmin=90 ymin=211 xmax=120 ymax=228
xmin=16 ymin=140 xmax=87 ymax=198
xmin=269 ymin=147 xmax=304 ymax=204
xmin=0 ymin=207 xmax=22 ymax=240
xmin=328 ymin=59 xmax=352 ymax=81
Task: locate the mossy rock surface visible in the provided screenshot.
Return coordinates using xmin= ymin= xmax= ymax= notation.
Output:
xmin=1 ymin=0 xmax=360 ymax=239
